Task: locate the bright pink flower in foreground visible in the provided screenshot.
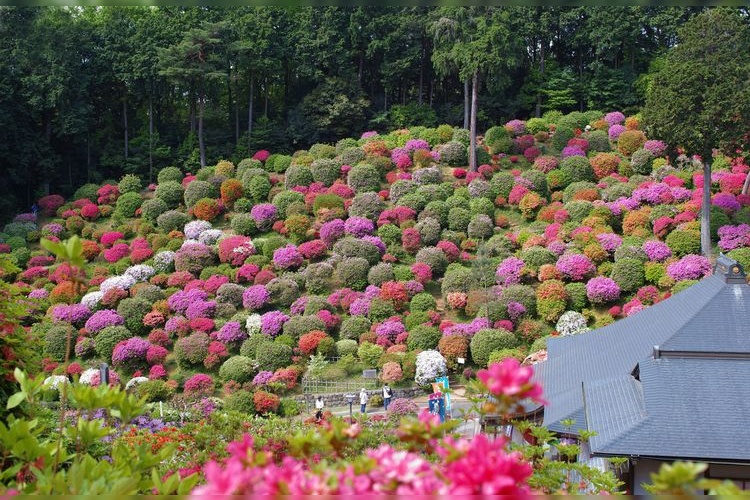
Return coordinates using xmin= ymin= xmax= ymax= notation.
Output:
xmin=477 ymin=357 xmax=545 ymax=404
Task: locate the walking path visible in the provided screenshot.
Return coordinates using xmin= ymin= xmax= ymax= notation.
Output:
xmin=315 ymin=386 xmax=480 ymax=439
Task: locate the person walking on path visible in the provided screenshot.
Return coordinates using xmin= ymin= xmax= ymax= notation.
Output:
xmin=359 ymin=388 xmax=368 ymax=414
xmin=314 ymin=396 xmax=324 ymax=421
xmin=382 ymin=383 xmax=393 ymax=411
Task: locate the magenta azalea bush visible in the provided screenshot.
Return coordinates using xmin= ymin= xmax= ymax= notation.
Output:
xmin=586 ymin=277 xmax=621 ymax=304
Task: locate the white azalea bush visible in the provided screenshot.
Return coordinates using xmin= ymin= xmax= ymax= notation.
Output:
xmin=555 ymin=311 xmax=589 ymax=336
xmin=414 ymin=349 xmax=447 ymax=386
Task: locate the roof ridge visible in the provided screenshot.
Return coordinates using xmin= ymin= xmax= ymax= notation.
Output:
xmin=657 ymin=278 xmax=726 ymax=348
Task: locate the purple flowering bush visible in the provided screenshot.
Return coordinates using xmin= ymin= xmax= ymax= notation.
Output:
xmin=555 ymin=253 xmax=596 ymax=281
xmin=216 ymin=321 xmax=247 ymax=344
xmin=273 ymin=244 xmax=304 ymax=270
xmin=243 ymin=285 xmax=270 ymax=311
xmin=85 ymin=309 xmax=124 ymax=333
xmin=250 ymin=203 xmax=277 ymax=231
xmin=319 ymin=218 xmax=345 ymax=247
xmin=344 ymin=216 xmax=375 ymax=237
xmin=643 ymin=240 xmax=672 ymax=262
xmin=718 ymin=224 xmax=750 ymax=252
xmin=112 ymin=337 xmax=151 ymax=369
xmin=51 ymin=303 xmax=91 ymax=325
xmin=260 ymin=310 xmax=289 ymax=338
xmin=586 ymin=277 xmax=621 ymax=304
xmin=185 ymin=300 xmax=217 ymax=320
xmin=168 ymin=288 xmax=209 ymax=314
xmin=667 ymin=255 xmax=712 ymax=282
xmin=495 ymin=257 xmax=525 ymax=286
xmin=252 ymin=370 xmax=274 ymax=387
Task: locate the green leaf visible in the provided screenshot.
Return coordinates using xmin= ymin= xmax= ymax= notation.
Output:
xmin=7 ymin=391 xmax=26 ymax=409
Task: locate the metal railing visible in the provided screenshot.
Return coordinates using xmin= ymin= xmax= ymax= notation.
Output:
xmin=301 ymin=377 xmax=379 ymax=395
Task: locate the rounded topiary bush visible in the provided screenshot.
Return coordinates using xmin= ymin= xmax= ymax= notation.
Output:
xmin=340 ymin=315 xmax=371 ymax=340
xmin=617 ymin=129 xmax=647 ymax=156
xmin=156 ymin=210 xmax=189 ymax=233
xmin=224 ymin=390 xmax=256 ymax=414
xmin=609 ymin=258 xmax=645 ymax=293
xmin=586 ymin=130 xmax=611 ymax=152
xmin=665 ymin=229 xmax=701 ymax=257
xmin=94 ymin=325 xmax=132 ymax=361
xmin=154 ymin=181 xmax=185 ymax=208
xmin=335 ymin=339 xmax=358 ymax=357
xmin=174 ymin=332 xmax=210 ymax=368
xmin=219 ymin=355 xmax=256 ymax=383
xmin=357 ymin=342 xmax=384 ymax=368
xmin=44 ymin=325 xmax=74 ymax=362
xmin=469 ymin=328 xmax=519 ymax=368
xmin=184 ymin=180 xmax=217 ymax=208
xmin=230 ymin=213 xmax=256 ymax=236
xmin=140 ymin=198 xmax=168 ymax=223
xmin=118 ymin=174 xmax=142 ymax=194
xmin=406 ymin=325 xmax=442 ymax=351
xmin=347 ymin=164 xmax=381 ymax=193
xmin=310 ymin=159 xmax=341 ymax=186
xmin=255 ymin=341 xmax=293 ymax=372
xmin=285 ymin=164 xmax=314 ymax=189
xmin=367 ymin=263 xmax=395 ymax=286
xmin=484 ymin=126 xmax=513 ymax=154
xmin=348 ymin=192 xmax=385 ymax=221
xmin=415 ymin=246 xmax=448 ymax=277
xmin=560 ymin=156 xmax=595 ymax=183
xmin=440 ymin=141 xmax=468 ymax=167
xmin=157 ymin=166 xmax=183 ymax=184
xmin=333 ymin=237 xmax=381 ymax=265
xmin=116 ymin=297 xmax=152 ymax=336
xmin=239 ymin=334 xmax=267 ymax=358
xmin=335 ymin=257 xmax=370 ymax=290
xmin=410 ymin=292 xmax=436 ymax=312
xmin=114 ymin=192 xmax=143 ymax=219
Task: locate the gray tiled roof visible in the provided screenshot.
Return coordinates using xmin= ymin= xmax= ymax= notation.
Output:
xmin=586 ymin=357 xmax=750 ymax=461
xmin=536 ymin=270 xmax=750 ymax=435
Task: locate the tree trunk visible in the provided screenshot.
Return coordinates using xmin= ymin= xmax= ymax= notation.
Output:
xmin=358 ymin=52 xmax=363 ymax=84
xmin=536 ymin=37 xmax=545 ymax=118
xmin=86 ymin=134 xmax=91 ymax=183
xmin=123 ymin=96 xmax=129 ymax=161
xmin=148 ymin=94 xmax=154 ymax=184
xmin=198 ymin=93 xmax=206 ymax=168
xmin=743 ymin=169 xmax=750 ymax=195
xmin=248 ymin=73 xmax=254 ymax=150
xmin=701 ymin=162 xmax=711 ymax=257
xmin=264 ymin=77 xmax=269 ymax=118
xmin=463 ymin=78 xmax=470 ymax=129
xmin=469 ymin=71 xmax=478 ymax=172
xmin=418 ymin=44 xmax=424 ymax=105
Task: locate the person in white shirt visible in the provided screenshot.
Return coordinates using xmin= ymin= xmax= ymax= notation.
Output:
xmin=359 ymin=388 xmax=368 ymax=413
xmin=315 ymin=396 xmax=324 ymax=421
xmin=382 ymin=383 xmax=393 ymax=410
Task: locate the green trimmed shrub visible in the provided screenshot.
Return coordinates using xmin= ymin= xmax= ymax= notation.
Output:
xmin=470 ymin=328 xmax=520 ymax=367
xmin=219 ymin=355 xmax=256 ymax=383
xmin=357 ymin=342 xmax=384 ymax=368
xmin=174 ymin=332 xmax=210 ymax=368
xmin=560 ymin=156 xmax=595 ymax=183
xmin=440 ymin=141 xmax=468 ymax=166
xmin=335 ymin=339 xmax=358 ymax=357
xmin=246 ymin=176 xmax=272 ymax=204
xmin=665 ymin=229 xmax=701 ymax=257
xmin=44 ymin=325 xmax=73 ymax=362
xmin=347 ymin=164 xmax=381 ymax=193
xmin=551 ymin=126 xmax=575 ymax=151
xmin=154 ymin=181 xmax=185 ymax=208
xmin=239 ymin=334 xmax=267 ymax=358
xmin=335 ymin=257 xmax=370 ymax=290
xmin=282 ymin=315 xmax=326 ymax=341
xmin=367 ymin=298 xmax=397 ymax=323
xmin=184 ymin=180 xmax=216 ymax=208
xmin=367 ymin=263 xmax=395 ymax=286
xmin=157 ymin=166 xmax=183 ymax=184
xmin=256 ymin=342 xmax=293 ymax=372
xmin=271 ymin=190 xmax=305 ymax=219
xmin=340 ymin=316 xmax=371 ymax=340
xmin=310 ymin=159 xmax=341 ymax=186
xmin=114 ymin=192 xmax=143 ymax=219
xmin=118 ymin=174 xmax=142 ymax=194
xmin=348 ymin=192 xmax=385 ymax=221
xmin=610 ymin=258 xmax=645 ymax=292
xmin=230 ymin=213 xmax=256 ymax=236
xmin=224 ymin=391 xmax=256 ymax=414
xmin=410 ymin=292 xmax=437 ymax=312
xmin=285 ymin=164 xmax=314 ymax=189
xmin=116 ymin=297 xmax=152 ymax=336
xmin=406 ymin=325 xmax=442 ymax=351
xmin=564 ymin=282 xmax=588 ymax=311
xmin=140 ymin=198 xmax=168 ymax=223
xmin=94 ymin=326 xmax=132 ymax=361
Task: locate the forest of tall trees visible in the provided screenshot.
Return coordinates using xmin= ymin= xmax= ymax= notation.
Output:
xmin=0 ymin=6 xmax=713 ymax=219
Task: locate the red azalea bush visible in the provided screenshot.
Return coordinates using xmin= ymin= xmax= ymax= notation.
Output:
xmin=183 ymin=373 xmax=215 ymax=396
xmin=38 ymin=194 xmax=65 ymax=216
xmin=253 ymin=390 xmax=280 ymax=414
xmin=298 ymin=330 xmax=329 ymax=355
